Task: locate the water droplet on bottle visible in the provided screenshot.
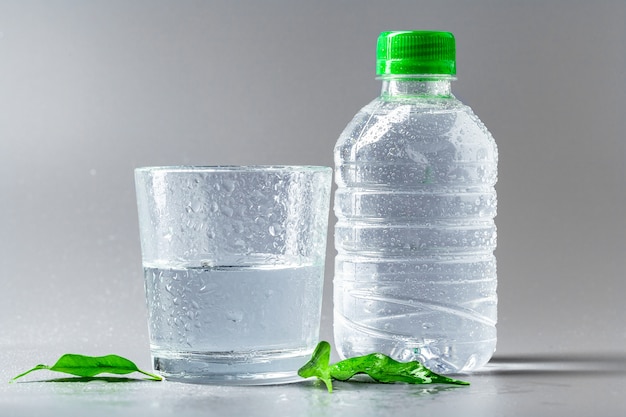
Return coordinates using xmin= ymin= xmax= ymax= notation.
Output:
xmin=269 ymin=223 xmax=284 ymax=236
xmin=222 ymin=180 xmax=236 ymax=193
xmin=221 ymin=205 xmax=234 ymax=217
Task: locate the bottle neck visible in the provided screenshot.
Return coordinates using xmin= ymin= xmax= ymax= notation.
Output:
xmin=380 ymin=76 xmax=454 ymax=98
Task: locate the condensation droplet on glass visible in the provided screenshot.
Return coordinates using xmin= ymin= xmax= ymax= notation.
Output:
xmin=226 ymin=310 xmax=244 ymax=323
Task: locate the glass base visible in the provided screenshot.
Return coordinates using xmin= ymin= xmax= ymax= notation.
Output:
xmin=151 ymin=348 xmax=312 ymax=385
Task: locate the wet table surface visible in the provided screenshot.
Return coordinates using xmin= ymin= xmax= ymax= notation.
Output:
xmin=1 ymin=347 xmax=625 ymax=417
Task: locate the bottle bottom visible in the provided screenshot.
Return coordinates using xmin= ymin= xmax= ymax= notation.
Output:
xmin=336 ymin=338 xmax=496 ymax=375
xmin=334 ymin=317 xmax=496 ymax=374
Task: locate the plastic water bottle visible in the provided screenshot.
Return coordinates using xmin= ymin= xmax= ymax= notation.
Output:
xmin=333 ymin=31 xmax=498 ymax=374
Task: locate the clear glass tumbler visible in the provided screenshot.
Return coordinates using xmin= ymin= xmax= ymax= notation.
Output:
xmin=134 ymin=165 xmax=332 ymax=384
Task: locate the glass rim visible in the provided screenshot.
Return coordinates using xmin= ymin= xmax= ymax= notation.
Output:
xmin=135 ymin=165 xmax=332 ymax=174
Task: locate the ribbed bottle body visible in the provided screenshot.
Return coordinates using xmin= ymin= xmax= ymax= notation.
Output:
xmin=333 ymin=94 xmax=498 ymax=374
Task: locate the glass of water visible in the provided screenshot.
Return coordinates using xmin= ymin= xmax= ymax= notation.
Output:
xmin=134 ymin=165 xmax=332 ymax=384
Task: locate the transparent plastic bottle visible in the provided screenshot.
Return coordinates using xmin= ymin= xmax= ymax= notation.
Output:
xmin=333 ymin=31 xmax=498 ymax=374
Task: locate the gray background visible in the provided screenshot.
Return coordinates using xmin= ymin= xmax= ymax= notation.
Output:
xmin=1 ymin=0 xmax=625 ymax=370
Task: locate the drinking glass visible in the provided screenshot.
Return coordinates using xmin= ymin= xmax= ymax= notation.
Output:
xmin=134 ymin=165 xmax=332 ymax=384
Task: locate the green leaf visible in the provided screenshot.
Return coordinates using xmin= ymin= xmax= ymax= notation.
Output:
xmin=297 ymin=341 xmax=333 ymax=392
xmin=10 ymin=354 xmax=162 ymax=383
xmin=298 ymin=341 xmax=469 ymax=392
xmin=330 ymin=352 xmax=470 ymax=386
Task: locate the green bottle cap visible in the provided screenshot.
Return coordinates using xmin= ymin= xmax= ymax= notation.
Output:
xmin=376 ymin=31 xmax=456 ymax=76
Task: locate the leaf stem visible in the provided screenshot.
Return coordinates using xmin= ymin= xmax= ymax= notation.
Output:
xmin=9 ymin=365 xmax=49 ymax=383
xmin=138 ymin=369 xmax=164 ymax=381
